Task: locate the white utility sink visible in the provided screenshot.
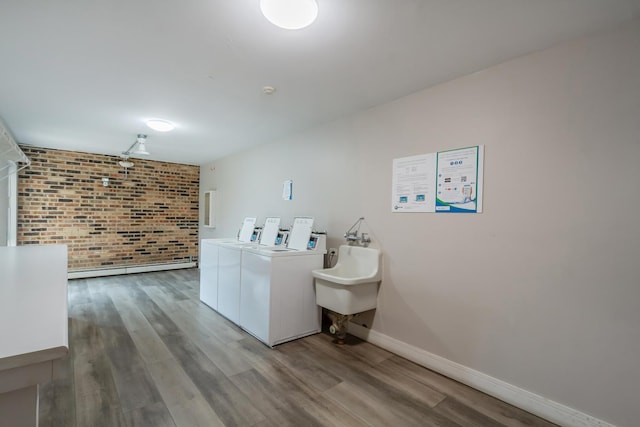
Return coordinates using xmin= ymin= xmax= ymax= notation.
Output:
xmin=312 ymin=245 xmax=382 ymax=315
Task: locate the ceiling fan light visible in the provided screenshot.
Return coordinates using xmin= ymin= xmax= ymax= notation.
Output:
xmin=260 ymin=0 xmax=318 ymax=30
xmin=146 ymin=119 xmax=176 ymax=132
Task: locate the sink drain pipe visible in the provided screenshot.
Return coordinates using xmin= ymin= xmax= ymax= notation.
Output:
xmin=326 ymin=310 xmax=356 ymax=344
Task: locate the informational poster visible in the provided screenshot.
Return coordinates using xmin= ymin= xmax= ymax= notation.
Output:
xmin=392 ymin=154 xmax=436 ymax=212
xmin=282 ymin=180 xmax=293 ymax=200
xmin=392 ymin=145 xmax=484 ymax=213
xmin=436 ymin=146 xmax=483 ymax=213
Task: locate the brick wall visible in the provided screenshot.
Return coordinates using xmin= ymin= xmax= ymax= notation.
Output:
xmin=18 ymin=146 xmax=199 ymax=271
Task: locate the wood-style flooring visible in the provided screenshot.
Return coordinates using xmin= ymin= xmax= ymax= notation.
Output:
xmin=38 ymin=269 xmax=556 ymax=427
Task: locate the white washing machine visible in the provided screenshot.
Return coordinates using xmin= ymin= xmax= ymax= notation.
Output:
xmin=200 ymin=238 xmax=235 ymax=310
xmin=217 ymin=217 xmax=281 ymax=323
xmin=199 ymin=217 xmax=257 ymax=312
xmin=239 ymin=218 xmax=326 ymax=346
xmin=215 ymin=242 xmax=250 ymax=323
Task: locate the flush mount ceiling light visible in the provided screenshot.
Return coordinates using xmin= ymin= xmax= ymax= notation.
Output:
xmin=145 ymin=119 xmax=175 ymax=132
xmin=260 ymin=0 xmax=318 ymax=30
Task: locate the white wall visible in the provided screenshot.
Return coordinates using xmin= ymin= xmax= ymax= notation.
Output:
xmin=200 ymin=20 xmax=640 ymax=426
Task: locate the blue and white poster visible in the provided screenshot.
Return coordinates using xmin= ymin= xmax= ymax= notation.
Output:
xmin=392 ymin=145 xmax=484 ymax=213
xmin=436 ymin=146 xmax=483 ymax=213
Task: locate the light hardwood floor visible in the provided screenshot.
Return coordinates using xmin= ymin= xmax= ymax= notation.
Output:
xmin=39 ymin=269 xmax=556 ymax=427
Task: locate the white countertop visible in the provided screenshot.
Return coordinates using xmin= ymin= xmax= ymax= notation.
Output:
xmin=0 ymin=245 xmax=69 ymax=371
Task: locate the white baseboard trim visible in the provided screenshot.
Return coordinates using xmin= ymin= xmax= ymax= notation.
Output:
xmin=348 ymin=323 xmax=614 ymax=427
xmin=68 ymin=262 xmax=197 ymax=279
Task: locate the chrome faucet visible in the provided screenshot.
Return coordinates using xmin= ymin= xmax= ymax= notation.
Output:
xmin=344 ymin=217 xmax=370 ymax=245
xmin=345 ymin=233 xmax=360 ymax=242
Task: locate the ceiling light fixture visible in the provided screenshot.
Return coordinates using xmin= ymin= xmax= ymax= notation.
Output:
xmin=260 ymin=0 xmax=318 ymax=30
xmin=133 ymin=141 xmax=149 ymax=155
xmin=122 ymin=134 xmax=150 ymax=156
xmin=146 ymin=119 xmax=176 ymax=132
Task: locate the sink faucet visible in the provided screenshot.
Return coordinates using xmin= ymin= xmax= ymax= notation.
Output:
xmin=345 ymin=233 xmax=359 ymax=241
xmin=344 ymin=217 xmax=370 ymax=245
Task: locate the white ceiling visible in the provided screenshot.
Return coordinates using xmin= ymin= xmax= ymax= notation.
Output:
xmin=1 ymin=0 xmax=639 ymax=165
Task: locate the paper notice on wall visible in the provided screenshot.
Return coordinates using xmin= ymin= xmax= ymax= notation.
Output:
xmin=392 ymin=153 xmax=436 ymax=212
xmin=392 ymin=146 xmax=484 ymax=213
xmin=436 ymin=146 xmax=483 ymax=213
xmin=282 ymin=180 xmax=293 ymax=201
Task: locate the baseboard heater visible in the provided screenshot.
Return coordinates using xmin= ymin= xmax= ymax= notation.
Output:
xmin=68 ymin=261 xmax=197 ymax=279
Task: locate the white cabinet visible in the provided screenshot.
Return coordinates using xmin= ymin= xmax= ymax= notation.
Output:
xmin=0 ymin=245 xmax=68 ymax=427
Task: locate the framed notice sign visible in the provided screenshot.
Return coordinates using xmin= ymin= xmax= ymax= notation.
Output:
xmin=391 ymin=153 xmax=436 ymax=212
xmin=435 ymin=146 xmax=484 ymax=213
xmin=392 ymin=145 xmax=484 ymax=213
